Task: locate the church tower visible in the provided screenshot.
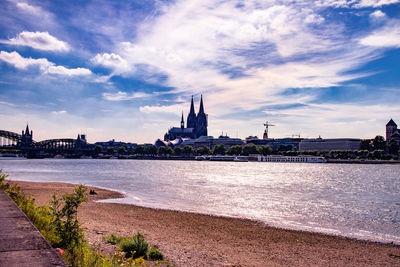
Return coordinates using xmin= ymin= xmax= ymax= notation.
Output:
xmin=21 ymin=124 xmax=33 ymax=146
xmin=386 ymin=119 xmax=397 ymax=142
xmin=187 ymin=95 xmax=197 ymax=129
xmin=196 ymin=95 xmax=208 ymax=137
xmin=181 ymin=112 xmax=185 ymax=129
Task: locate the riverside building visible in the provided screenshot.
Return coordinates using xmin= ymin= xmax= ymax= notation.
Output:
xmin=299 ymin=138 xmax=361 ymax=152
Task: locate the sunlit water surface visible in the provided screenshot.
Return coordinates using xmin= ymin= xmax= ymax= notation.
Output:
xmin=1 ymin=159 xmax=399 ymax=244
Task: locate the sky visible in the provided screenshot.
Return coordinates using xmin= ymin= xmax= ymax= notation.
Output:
xmin=0 ymin=0 xmax=400 ymax=143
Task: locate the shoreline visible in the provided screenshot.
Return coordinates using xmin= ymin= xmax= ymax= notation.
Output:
xmin=8 ymin=180 xmax=400 ymax=266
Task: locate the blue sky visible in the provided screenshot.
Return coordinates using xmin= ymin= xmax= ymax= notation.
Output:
xmin=1 ymin=0 xmax=400 ymax=143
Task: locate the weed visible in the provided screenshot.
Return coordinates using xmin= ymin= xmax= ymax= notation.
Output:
xmin=149 ymin=246 xmax=164 ymax=261
xmin=120 ymin=232 xmax=149 ymax=259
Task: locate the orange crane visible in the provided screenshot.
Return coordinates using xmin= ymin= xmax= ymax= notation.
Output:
xmin=263 ymin=121 xmax=275 ymax=140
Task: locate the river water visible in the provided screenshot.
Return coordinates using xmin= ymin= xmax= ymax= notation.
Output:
xmin=1 ymin=159 xmax=399 ymax=244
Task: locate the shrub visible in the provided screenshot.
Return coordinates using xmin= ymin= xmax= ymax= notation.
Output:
xmin=149 ymin=246 xmax=164 ymax=260
xmin=104 ymin=233 xmax=123 ymax=245
xmin=120 ymin=232 xmax=149 ymax=259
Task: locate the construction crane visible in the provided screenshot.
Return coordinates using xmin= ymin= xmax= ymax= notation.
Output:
xmin=263 ymin=121 xmax=275 ymax=140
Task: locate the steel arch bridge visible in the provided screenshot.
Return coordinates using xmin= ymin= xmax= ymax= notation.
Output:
xmin=36 ymin=138 xmax=83 ymax=150
xmin=0 ymin=130 xmax=87 ymax=150
xmin=0 ymin=130 xmax=23 ymax=147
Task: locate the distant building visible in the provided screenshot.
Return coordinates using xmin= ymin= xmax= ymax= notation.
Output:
xmin=180 ymin=135 xmax=244 ymax=148
xmin=245 ymin=136 xmax=303 ymax=151
xmin=386 ymin=119 xmax=400 ymax=145
xmin=164 ymin=95 xmax=208 ymax=141
xmin=299 ymin=138 xmax=361 ymax=151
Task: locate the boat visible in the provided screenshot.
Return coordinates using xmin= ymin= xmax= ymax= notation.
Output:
xmin=257 ymin=155 xmax=327 ymax=163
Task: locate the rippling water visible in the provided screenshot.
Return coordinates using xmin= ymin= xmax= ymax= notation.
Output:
xmin=1 ymin=159 xmax=399 ymax=244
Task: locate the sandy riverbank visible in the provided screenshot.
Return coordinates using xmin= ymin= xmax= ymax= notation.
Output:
xmin=9 ymin=180 xmax=400 ymax=266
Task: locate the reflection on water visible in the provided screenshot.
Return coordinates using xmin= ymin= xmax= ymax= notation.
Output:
xmin=1 ymin=159 xmax=400 ymax=244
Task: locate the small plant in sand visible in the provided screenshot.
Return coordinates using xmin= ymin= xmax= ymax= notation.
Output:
xmin=120 ymin=232 xmax=149 ymax=259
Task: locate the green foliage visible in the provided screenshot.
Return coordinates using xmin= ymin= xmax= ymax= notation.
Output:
xmin=183 ymin=145 xmax=194 ymax=156
xmin=104 ymin=233 xmax=124 ymax=245
xmin=373 ymin=135 xmax=386 ymax=150
xmin=118 ymin=146 xmax=127 ymax=155
xmin=94 ymin=145 xmax=103 ymax=155
xmin=226 ymin=145 xmax=242 ymax=155
xmin=149 ymin=246 xmax=164 ymax=260
xmin=259 ymin=145 xmax=272 ymax=156
xmin=50 ymin=185 xmax=88 ymax=250
xmin=120 ymin=232 xmax=149 ymax=259
xmin=173 ymin=146 xmax=183 ymax=155
xmin=212 ymin=144 xmax=226 ymax=155
xmin=144 ymin=145 xmax=158 ymax=155
xmin=359 ymin=139 xmax=373 ymax=151
xmin=196 ymin=146 xmax=211 ymax=155
xmin=242 ymin=144 xmax=259 ymax=156
xmin=107 ymin=147 xmax=116 ymax=155
xmin=134 ymin=145 xmax=145 ymax=155
xmin=0 ymin=170 xmax=167 ymax=266
xmin=158 ymin=146 xmax=173 ymax=156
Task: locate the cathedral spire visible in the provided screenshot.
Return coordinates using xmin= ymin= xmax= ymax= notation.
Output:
xmin=189 ymin=95 xmax=195 ymax=114
xmin=198 ymin=94 xmax=205 ymax=115
xmin=187 ymin=95 xmax=197 ymax=129
xmin=25 ymin=124 xmax=30 ymax=135
xmin=181 ymin=111 xmax=184 ymax=129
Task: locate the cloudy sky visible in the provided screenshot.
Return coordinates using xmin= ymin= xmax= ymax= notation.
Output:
xmin=0 ymin=0 xmax=400 ymax=143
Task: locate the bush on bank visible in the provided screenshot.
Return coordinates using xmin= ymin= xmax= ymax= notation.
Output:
xmin=0 ymin=169 xmax=167 ymax=267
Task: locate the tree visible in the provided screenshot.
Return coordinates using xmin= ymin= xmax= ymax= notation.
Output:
xmin=118 ymin=146 xmax=127 ymax=155
xmin=183 ymin=145 xmax=194 ymax=156
xmin=196 ymin=146 xmax=211 ymax=155
xmin=259 ymin=145 xmax=272 ymax=156
xmin=359 ymin=139 xmax=373 ymax=151
xmin=373 ymin=135 xmax=386 ymax=150
xmin=173 ymin=146 xmax=183 ymax=156
xmin=226 ymin=145 xmax=242 ymax=155
xmin=158 ymin=146 xmax=173 ymax=156
xmin=242 ymin=144 xmax=259 ymax=155
xmin=372 ymin=149 xmax=385 ymax=159
xmin=93 ymin=145 xmax=103 ymax=155
xmin=134 ymin=145 xmax=145 ymax=155
xmin=144 ymin=145 xmax=158 ymax=155
xmin=106 ymin=147 xmax=116 ymax=155
xmin=212 ymin=144 xmax=226 ymax=155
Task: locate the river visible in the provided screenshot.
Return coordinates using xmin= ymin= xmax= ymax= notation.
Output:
xmin=1 ymin=159 xmax=399 ymax=244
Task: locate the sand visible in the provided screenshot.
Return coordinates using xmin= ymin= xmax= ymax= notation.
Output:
xmin=9 ymin=180 xmax=400 ymax=267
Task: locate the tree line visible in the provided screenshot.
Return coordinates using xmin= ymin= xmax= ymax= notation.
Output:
xmin=92 ymin=135 xmax=400 ymax=160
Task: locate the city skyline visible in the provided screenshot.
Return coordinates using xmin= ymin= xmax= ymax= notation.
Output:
xmin=1 ymin=1 xmax=400 ymax=143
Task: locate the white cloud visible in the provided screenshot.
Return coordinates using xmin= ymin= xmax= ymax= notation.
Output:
xmin=16 ymin=2 xmax=43 ymax=14
xmin=103 ymin=91 xmax=150 ymax=101
xmin=51 ymin=110 xmax=67 ymax=115
xmin=46 ymin=66 xmax=92 ymax=76
xmin=360 ymin=22 xmax=400 ymax=47
xmin=91 ymin=53 xmax=128 ymax=71
xmin=139 ymin=103 xmax=189 ymax=114
xmin=0 ymin=51 xmax=52 ymax=70
xmin=315 ymin=0 xmax=400 ymax=8
xmin=355 ymin=0 xmax=400 ymax=7
xmin=370 ymin=10 xmax=386 ymax=18
xmin=1 ymin=31 xmax=70 ymax=51
xmin=0 ymin=51 xmax=91 ymax=76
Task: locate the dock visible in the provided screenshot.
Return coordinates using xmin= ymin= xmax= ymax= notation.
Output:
xmin=0 ymin=189 xmax=66 ymax=267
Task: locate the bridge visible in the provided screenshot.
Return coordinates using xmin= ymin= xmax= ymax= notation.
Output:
xmin=0 ymin=130 xmax=24 ymax=147
xmin=0 ymin=126 xmax=92 ymax=157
